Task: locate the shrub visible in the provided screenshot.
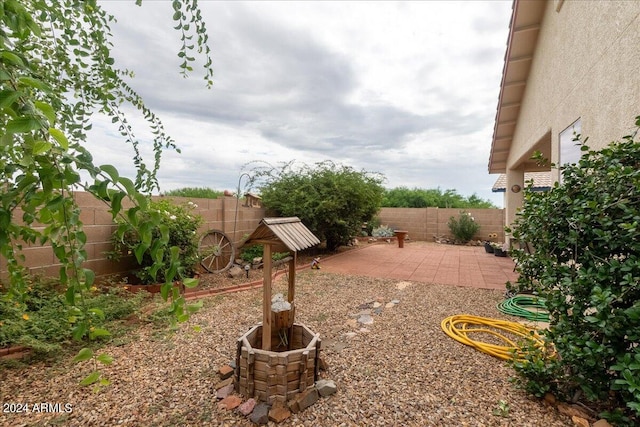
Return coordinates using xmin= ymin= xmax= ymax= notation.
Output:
xmin=161 ymin=187 xmax=223 ymax=199
xmin=110 ymin=199 xmax=203 ymax=284
xmin=256 ymin=161 xmax=385 ymax=251
xmin=507 ymin=116 xmax=640 ymax=425
xmin=372 ymin=225 xmax=395 ymax=238
xmin=447 ymin=211 xmax=480 ymax=243
xmin=0 ymin=277 xmax=145 ymax=354
xmin=239 ymin=245 xmax=290 ymax=264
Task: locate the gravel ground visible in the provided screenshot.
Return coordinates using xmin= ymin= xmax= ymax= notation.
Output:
xmin=0 ymin=270 xmax=572 ymax=426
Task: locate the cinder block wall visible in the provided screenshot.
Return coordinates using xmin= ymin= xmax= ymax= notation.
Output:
xmin=1 ymin=201 xmax=505 ymax=282
xmin=377 ymin=207 xmax=505 ymax=242
xmin=0 ymin=192 xmax=266 ymax=282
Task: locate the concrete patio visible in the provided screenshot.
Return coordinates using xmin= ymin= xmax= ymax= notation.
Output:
xmin=319 ymin=241 xmax=518 ymax=290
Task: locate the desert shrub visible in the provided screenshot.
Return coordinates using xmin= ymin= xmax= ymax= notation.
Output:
xmin=507 ymin=116 xmax=640 ymax=425
xmin=447 ymin=211 xmax=480 ymax=243
xmin=110 ymin=200 xmax=203 ymax=284
xmin=372 ymin=225 xmax=395 ymax=238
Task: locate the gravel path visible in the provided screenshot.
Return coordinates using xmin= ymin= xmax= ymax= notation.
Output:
xmin=0 ymin=271 xmax=572 ymax=426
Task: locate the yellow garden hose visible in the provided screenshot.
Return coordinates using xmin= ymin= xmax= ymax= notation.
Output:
xmin=441 ymin=314 xmax=547 ymax=361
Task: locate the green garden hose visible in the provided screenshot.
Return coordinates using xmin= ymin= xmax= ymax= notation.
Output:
xmin=497 ymin=294 xmax=549 ymax=322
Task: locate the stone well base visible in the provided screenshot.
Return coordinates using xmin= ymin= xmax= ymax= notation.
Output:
xmin=235 ymin=323 xmax=321 ymax=404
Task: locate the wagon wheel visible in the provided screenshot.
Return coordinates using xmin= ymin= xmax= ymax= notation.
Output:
xmin=199 ymin=230 xmax=235 ymax=273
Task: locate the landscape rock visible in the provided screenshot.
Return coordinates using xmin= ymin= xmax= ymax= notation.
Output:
xmin=217 ymin=395 xmax=242 ymax=410
xmin=249 ymin=402 xmax=270 ymax=425
xmin=593 ymin=420 xmax=613 ymax=427
xmin=571 ymin=416 xmax=590 ymax=427
xmin=216 ymin=383 xmax=234 ymax=399
xmin=227 ymin=265 xmax=244 ymax=279
xmin=357 ymin=314 xmax=374 ymax=325
xmin=218 ymin=364 xmax=234 ymax=379
xmin=315 ymin=379 xmax=337 ymax=397
xmin=237 ymin=398 xmax=257 ymax=416
xmin=288 ymin=388 xmax=319 ymax=413
xmin=214 ymin=376 xmax=234 ymax=390
xmin=268 ymin=404 xmax=291 ymax=423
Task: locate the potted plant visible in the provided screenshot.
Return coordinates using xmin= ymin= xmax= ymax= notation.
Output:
xmin=493 ymin=242 xmax=508 ymax=257
xmin=484 ymin=233 xmax=498 ymax=253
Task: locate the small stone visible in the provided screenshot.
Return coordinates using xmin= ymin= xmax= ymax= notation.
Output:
xmin=315 ymin=379 xmax=337 ymax=397
xmin=391 ymin=299 xmax=400 ymax=304
xmin=216 ymin=383 xmax=234 ymax=399
xmin=227 ymin=265 xmax=244 ymax=279
xmin=372 ymin=302 xmax=382 ymax=308
xmin=289 ymin=388 xmax=319 ymax=413
xmin=572 ymin=416 xmax=590 ymax=427
xmin=214 ymin=376 xmax=234 ymax=390
xmin=228 ymin=360 xmax=237 ymax=370
xmin=593 ymin=420 xmax=613 ymax=427
xmin=357 ymin=314 xmax=374 ymax=325
xmin=359 ymin=328 xmax=370 ymax=333
xmin=376 ymin=296 xmax=385 ymax=303
xmin=249 ymin=402 xmax=270 ymax=424
xmin=237 ymin=398 xmax=256 ymax=416
xmin=268 ymin=405 xmax=291 ymax=423
xmin=395 ymin=281 xmax=411 ymax=290
xmin=217 ymin=395 xmax=242 ymax=410
xmin=218 ymin=364 xmax=234 ymax=380
xmin=373 ymin=307 xmax=383 ymax=315
xmin=543 ymin=392 xmax=556 ymax=405
xmin=252 ymin=257 xmax=262 ymax=265
xmin=345 ymin=332 xmax=357 ymax=339
xmin=385 ymin=302 xmax=395 ymax=308
xmin=345 ymin=319 xmax=357 ymax=328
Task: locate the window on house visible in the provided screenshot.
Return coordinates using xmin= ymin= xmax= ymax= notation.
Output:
xmin=559 ymin=118 xmax=582 ymax=183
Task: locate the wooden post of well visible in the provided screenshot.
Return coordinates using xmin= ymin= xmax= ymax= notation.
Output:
xmin=288 ymin=251 xmax=296 ymax=304
xmin=262 ymin=243 xmax=272 ymax=350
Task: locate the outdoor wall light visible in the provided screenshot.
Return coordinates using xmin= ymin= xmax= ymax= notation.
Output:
xmin=511 ymin=184 xmax=522 ymax=193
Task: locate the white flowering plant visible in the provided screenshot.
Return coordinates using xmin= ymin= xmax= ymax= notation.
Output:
xmin=110 ymin=199 xmax=203 ymax=284
xmin=447 ymin=210 xmax=480 ymax=243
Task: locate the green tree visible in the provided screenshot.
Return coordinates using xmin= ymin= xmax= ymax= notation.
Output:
xmin=382 ymin=187 xmax=496 ymax=208
xmin=256 ymin=161 xmax=385 ymax=251
xmin=1 ymin=0 xmax=212 ymax=385
xmin=162 ymin=187 xmax=223 ymax=199
xmin=507 ymin=116 xmax=640 ymax=425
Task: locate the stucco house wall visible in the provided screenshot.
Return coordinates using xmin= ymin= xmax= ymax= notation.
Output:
xmin=490 ymin=0 xmax=640 ymax=231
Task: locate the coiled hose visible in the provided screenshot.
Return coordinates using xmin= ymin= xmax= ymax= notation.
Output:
xmin=441 ymin=315 xmax=546 ymax=361
xmin=497 ymin=294 xmax=549 ymax=322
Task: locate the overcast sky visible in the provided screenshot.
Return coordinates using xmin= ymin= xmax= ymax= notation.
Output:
xmin=90 ymin=1 xmax=513 ymax=207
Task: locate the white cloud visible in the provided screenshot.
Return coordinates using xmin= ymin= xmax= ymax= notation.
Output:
xmin=92 ymin=0 xmax=512 ymax=207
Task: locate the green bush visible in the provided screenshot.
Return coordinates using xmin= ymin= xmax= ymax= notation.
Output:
xmin=507 ymin=116 xmax=640 ymax=425
xmin=161 ymin=187 xmax=223 ymax=199
xmin=239 ymin=245 xmax=290 ymax=264
xmin=447 ymin=211 xmax=480 ymax=243
xmin=0 ymin=277 xmax=145 ymax=354
xmin=256 ymin=161 xmax=385 ymax=251
xmin=110 ymin=199 xmax=203 ymax=284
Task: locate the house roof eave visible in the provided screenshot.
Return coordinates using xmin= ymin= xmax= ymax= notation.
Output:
xmin=488 ymin=0 xmax=546 ymax=174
